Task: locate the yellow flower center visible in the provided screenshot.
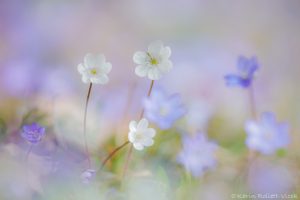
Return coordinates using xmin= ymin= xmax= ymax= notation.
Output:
xmin=147 ymin=52 xmax=159 ymax=66
xmin=90 ymin=69 xmax=97 ymax=75
xmin=150 ymin=58 xmax=158 ymax=65
xmin=135 ymin=131 xmax=144 ymax=141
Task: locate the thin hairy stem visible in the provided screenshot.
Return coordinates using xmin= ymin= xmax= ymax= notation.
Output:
xmin=24 ymin=144 xmax=33 ymax=162
xmin=245 ymin=85 xmax=257 ymax=176
xmin=83 ymin=83 xmax=93 ymax=168
xmin=139 ymin=80 xmax=155 ymax=119
xmin=122 ymin=144 xmax=133 ymax=178
xmin=100 ymin=141 xmax=130 ymax=170
xmin=248 ymin=85 xmax=257 ymax=119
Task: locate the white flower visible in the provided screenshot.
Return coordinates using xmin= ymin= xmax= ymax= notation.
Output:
xmin=78 ymin=53 xmax=112 ymax=84
xmin=133 ymin=41 xmax=172 ymax=80
xmin=128 ymin=118 xmax=156 ymax=150
xmin=80 ymin=169 xmax=96 ymax=184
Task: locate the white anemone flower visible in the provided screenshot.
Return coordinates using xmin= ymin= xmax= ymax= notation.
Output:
xmin=133 ymin=41 xmax=172 ymax=80
xmin=128 ymin=118 xmax=156 ymax=150
xmin=78 ymin=53 xmax=112 ymax=84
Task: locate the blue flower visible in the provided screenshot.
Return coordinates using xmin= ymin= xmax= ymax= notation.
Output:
xmin=224 ymin=56 xmax=259 ymax=88
xmin=245 ymin=112 xmax=290 ymax=155
xmin=144 ymin=88 xmax=186 ymax=130
xmin=21 ymin=122 xmax=46 ymax=144
xmin=177 ymin=133 xmax=218 ymax=177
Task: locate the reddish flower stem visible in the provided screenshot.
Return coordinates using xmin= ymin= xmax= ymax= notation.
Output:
xmin=100 ymin=141 xmax=130 ymax=170
xmin=83 ymin=83 xmax=93 ymax=168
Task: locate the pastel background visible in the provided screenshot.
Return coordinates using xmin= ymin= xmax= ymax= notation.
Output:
xmin=0 ymin=0 xmax=299 ymax=199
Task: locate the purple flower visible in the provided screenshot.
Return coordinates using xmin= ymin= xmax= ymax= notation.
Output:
xmin=245 ymin=112 xmax=290 ymax=155
xmin=177 ymin=133 xmax=218 ymax=177
xmin=224 ymin=56 xmax=259 ymax=88
xmin=144 ymin=88 xmax=186 ymax=130
xmin=21 ymin=123 xmax=46 ymax=144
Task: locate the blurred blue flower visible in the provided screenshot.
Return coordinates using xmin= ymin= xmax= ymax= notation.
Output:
xmin=21 ymin=123 xmax=46 ymax=144
xmin=224 ymin=56 xmax=259 ymax=88
xmin=245 ymin=112 xmax=290 ymax=155
xmin=144 ymin=88 xmax=186 ymax=130
xmin=177 ymin=133 xmax=218 ymax=177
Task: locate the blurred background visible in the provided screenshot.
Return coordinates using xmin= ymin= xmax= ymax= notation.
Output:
xmin=0 ymin=0 xmax=299 ymax=199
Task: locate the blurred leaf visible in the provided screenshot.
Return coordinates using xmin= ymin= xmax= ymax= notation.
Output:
xmin=20 ymin=108 xmax=48 ymax=127
xmin=156 ymin=166 xmax=170 ymax=187
xmin=0 ymin=118 xmax=7 ymax=136
xmin=276 ymin=148 xmax=287 ymax=157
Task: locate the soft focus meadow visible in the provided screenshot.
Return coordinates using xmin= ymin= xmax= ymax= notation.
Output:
xmin=0 ymin=1 xmax=300 ymax=200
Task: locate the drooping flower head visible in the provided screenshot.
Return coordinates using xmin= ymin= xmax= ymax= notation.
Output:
xmin=144 ymin=88 xmax=186 ymax=130
xmin=224 ymin=55 xmax=259 ymax=88
xmin=80 ymin=169 xmax=96 ymax=184
xmin=128 ymin=118 xmax=156 ymax=150
xmin=177 ymin=133 xmax=218 ymax=177
xmin=245 ymin=112 xmax=290 ymax=155
xmin=78 ymin=53 xmax=112 ymax=84
xmin=21 ymin=122 xmax=46 ymax=144
xmin=133 ymin=41 xmax=172 ymax=80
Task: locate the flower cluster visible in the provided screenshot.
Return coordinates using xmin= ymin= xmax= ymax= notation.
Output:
xmin=225 ymin=56 xmax=291 ymax=156
xmin=77 ymin=41 xmax=174 ymax=154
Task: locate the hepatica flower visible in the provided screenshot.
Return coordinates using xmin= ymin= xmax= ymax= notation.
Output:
xmin=245 ymin=112 xmax=290 ymax=155
xmin=224 ymin=56 xmax=259 ymax=88
xmin=133 ymin=41 xmax=172 ymax=80
xmin=144 ymin=88 xmax=186 ymax=130
xmin=21 ymin=122 xmax=46 ymax=144
xmin=177 ymin=133 xmax=218 ymax=177
xmin=78 ymin=53 xmax=112 ymax=84
xmin=128 ymin=118 xmax=156 ymax=150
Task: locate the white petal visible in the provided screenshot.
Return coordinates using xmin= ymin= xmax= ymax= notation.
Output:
xmin=144 ymin=128 xmax=156 ymax=137
xmin=148 ymin=41 xmax=163 ymax=56
xmin=135 ymin=65 xmax=149 ymax=77
xmin=129 ymin=120 xmax=137 ymax=131
xmin=160 ymin=46 xmax=171 ymax=58
xmin=81 ymin=75 xmax=90 ymax=83
xmin=101 ymin=62 xmax=112 ymax=74
xmin=133 ymin=51 xmax=148 ymax=65
xmin=95 ymin=54 xmax=105 ymax=66
xmin=84 ymin=53 xmax=97 ymax=68
xmin=148 ymin=68 xmax=162 ymax=80
xmin=137 ymin=118 xmax=149 ymax=130
xmin=128 ymin=131 xmax=136 ymax=143
xmin=78 ymin=64 xmax=86 ymax=73
xmin=142 ymin=139 xmax=154 ymax=147
xmin=133 ymin=143 xmax=144 ymax=151
xmin=158 ymin=60 xmax=172 ymax=73
xmin=91 ymin=75 xmax=109 ymax=84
